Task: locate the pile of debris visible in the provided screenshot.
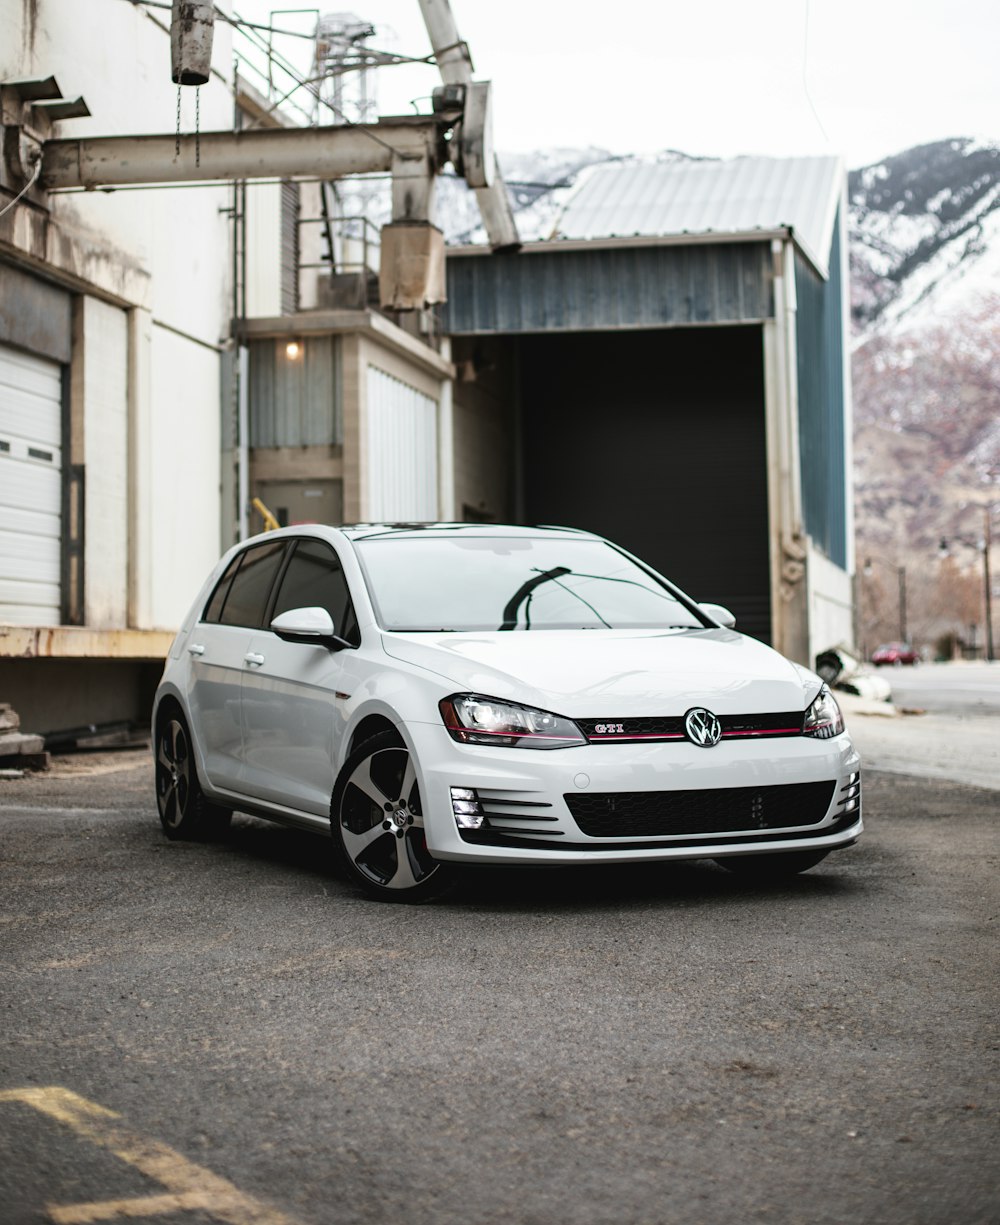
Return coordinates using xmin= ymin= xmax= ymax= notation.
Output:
xmin=0 ymin=704 xmax=50 ymax=774
xmin=815 ymin=645 xmax=892 ymax=702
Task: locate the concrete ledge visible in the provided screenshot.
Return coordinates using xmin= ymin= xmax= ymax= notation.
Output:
xmin=0 ymin=626 xmax=174 ymax=660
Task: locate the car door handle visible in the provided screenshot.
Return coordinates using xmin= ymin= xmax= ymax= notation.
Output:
xmin=244 ymin=652 xmax=265 ymax=667
xmin=188 ymin=643 xmax=205 ymax=656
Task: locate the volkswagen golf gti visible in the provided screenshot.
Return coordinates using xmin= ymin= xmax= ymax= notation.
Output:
xmin=153 ymin=523 xmax=862 ymax=901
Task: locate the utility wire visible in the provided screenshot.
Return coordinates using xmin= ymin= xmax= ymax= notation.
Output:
xmin=0 ymin=159 xmax=42 ymax=219
xmin=119 ymin=0 xmax=417 ymax=158
xmin=229 ymin=6 xmax=410 ymax=153
xmin=802 ymin=0 xmax=831 ymax=145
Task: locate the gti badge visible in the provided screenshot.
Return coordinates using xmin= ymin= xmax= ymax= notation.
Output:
xmin=684 ymin=707 xmax=722 ymax=747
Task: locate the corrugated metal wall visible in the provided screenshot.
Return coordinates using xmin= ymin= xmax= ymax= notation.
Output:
xmin=280 ymin=180 xmax=300 ymax=316
xmin=366 ymin=367 xmax=438 ymax=521
xmin=795 ymin=207 xmax=847 ymax=568
xmin=443 ymin=242 xmax=774 ymax=335
xmin=249 ymin=335 xmax=341 ymax=448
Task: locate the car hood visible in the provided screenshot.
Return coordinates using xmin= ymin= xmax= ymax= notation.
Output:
xmin=381 ymin=628 xmax=818 ymax=717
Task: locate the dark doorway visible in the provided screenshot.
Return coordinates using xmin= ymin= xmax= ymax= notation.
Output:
xmin=518 ymin=326 xmax=771 ymax=642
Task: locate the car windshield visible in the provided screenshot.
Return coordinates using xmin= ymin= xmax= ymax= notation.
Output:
xmin=354 ymin=536 xmax=708 ymax=632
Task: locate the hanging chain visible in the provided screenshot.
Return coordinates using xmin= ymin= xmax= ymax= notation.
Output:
xmin=175 ymin=84 xmax=182 ymax=159
xmin=195 ymin=86 xmax=201 ymax=168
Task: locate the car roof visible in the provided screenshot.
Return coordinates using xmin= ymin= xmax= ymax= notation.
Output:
xmin=336 ymin=522 xmax=598 ymax=542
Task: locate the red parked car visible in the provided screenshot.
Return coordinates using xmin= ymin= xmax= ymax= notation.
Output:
xmin=871 ymin=642 xmax=920 ymax=666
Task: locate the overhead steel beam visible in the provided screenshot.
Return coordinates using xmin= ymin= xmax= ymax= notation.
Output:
xmin=41 ymin=119 xmax=443 ymax=190
xmin=417 ymin=0 xmax=520 ymax=251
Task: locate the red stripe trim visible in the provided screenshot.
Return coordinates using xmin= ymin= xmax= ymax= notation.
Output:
xmin=444 ymin=724 xmax=580 ymax=742
xmin=586 ymin=729 xmax=803 ymax=742
xmin=722 ymin=728 xmax=802 ymax=738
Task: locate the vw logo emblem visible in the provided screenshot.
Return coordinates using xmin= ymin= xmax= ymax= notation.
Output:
xmin=684 ymin=707 xmax=722 ymax=748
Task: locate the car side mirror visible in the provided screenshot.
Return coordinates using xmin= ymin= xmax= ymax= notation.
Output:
xmin=270 ymin=606 xmax=355 ymax=650
xmin=699 ymin=602 xmax=737 ymax=629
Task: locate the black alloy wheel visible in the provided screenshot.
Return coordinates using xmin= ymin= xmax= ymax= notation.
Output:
xmin=332 ymin=732 xmax=452 ymax=903
xmin=155 ymin=710 xmax=231 ymax=840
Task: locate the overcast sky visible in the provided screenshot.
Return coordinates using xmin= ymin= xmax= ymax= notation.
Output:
xmin=235 ymin=0 xmax=999 ymax=168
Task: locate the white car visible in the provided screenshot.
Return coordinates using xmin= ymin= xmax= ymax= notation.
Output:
xmin=153 ymin=524 xmax=862 ymax=901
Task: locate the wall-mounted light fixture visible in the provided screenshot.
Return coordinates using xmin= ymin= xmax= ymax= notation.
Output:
xmin=285 ymin=340 xmax=301 ymax=360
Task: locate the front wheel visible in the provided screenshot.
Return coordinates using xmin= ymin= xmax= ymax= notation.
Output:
xmin=332 ymin=732 xmax=453 ymax=903
xmin=155 ymin=709 xmax=232 ymax=841
xmin=714 ymin=849 xmax=831 ymax=879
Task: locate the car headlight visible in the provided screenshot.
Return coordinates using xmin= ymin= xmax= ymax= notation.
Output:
xmin=803 ymin=686 xmax=845 ymax=739
xmin=439 ymin=694 xmax=586 ymax=749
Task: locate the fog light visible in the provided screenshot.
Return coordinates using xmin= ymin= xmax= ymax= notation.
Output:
xmin=451 ymin=786 xmax=485 ymax=830
xmin=839 ymin=772 xmax=862 ymax=814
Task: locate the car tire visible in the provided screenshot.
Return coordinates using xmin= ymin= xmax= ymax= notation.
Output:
xmin=155 ymin=708 xmax=232 ymax=841
xmin=714 ymin=849 xmax=831 ymax=878
xmin=331 ymin=732 xmax=454 ymax=903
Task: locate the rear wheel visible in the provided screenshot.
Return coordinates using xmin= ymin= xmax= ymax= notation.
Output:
xmin=714 ymin=849 xmax=830 ymax=878
xmin=155 ymin=709 xmax=231 ymax=840
xmin=332 ymin=732 xmax=453 ymax=903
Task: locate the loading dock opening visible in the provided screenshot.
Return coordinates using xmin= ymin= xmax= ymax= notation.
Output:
xmin=516 ymin=326 xmax=771 ymax=642
xmin=450 ymin=325 xmax=771 ymax=642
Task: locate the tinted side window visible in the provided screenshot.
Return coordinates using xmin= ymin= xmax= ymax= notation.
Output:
xmin=203 ymin=555 xmax=243 ymax=624
xmin=271 ymin=539 xmax=360 ymax=645
xmin=218 ymin=541 xmax=287 ymax=628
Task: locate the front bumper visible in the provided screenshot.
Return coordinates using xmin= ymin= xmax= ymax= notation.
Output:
xmin=407 ymin=721 xmax=863 ymax=866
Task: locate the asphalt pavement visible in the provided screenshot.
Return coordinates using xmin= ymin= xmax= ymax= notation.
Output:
xmin=840 ymin=662 xmax=1000 ymax=791
xmin=0 ymin=732 xmax=997 ymax=1225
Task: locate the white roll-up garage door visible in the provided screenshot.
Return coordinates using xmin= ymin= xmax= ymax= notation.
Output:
xmin=366 ymin=366 xmax=438 ymax=521
xmin=0 ymin=343 xmax=63 ymax=625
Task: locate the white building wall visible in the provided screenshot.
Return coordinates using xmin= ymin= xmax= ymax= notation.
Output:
xmin=0 ymin=0 xmax=234 ymax=637
xmin=80 ymin=297 xmax=128 ymax=628
xmin=245 ymin=183 xmax=283 ymax=318
xmin=149 ymin=327 xmax=223 ymax=628
xmin=808 ymin=545 xmax=855 ymax=662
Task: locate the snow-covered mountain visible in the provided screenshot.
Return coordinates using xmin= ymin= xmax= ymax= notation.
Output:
xmin=849 ymin=138 xmax=1000 ymax=337
xmin=846 ymin=140 xmax=999 ymax=650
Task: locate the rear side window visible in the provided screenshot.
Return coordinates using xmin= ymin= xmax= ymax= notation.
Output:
xmin=217 ymin=540 xmax=287 ymax=628
xmin=203 ymin=555 xmax=242 ymax=623
xmin=271 ymin=539 xmax=360 ymax=645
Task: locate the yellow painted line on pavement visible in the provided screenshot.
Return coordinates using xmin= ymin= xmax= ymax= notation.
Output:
xmin=49 ymin=1191 xmax=209 ymax=1223
xmin=0 ymin=1087 xmax=304 ymax=1225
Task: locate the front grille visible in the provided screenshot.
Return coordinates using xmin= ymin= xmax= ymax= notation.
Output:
xmin=458 ymin=810 xmax=860 ymax=851
xmin=577 ymin=712 xmax=804 ymax=744
xmin=565 ymin=781 xmax=836 ymax=838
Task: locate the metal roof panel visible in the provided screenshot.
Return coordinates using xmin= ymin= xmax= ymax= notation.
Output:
xmin=553 ymin=155 xmax=843 ymax=277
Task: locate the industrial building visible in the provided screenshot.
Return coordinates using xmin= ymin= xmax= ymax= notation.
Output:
xmin=1 ymin=2 xmax=854 ymax=741
xmin=0 ymin=1 xmax=479 ymax=737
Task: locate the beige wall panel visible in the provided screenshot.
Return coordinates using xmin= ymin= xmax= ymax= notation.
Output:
xmin=341 ymin=335 xmax=363 ymax=521
xmin=244 ymin=182 xmax=283 ymax=319
xmin=148 ymin=328 xmax=221 ymax=629
xmin=82 ymin=297 xmax=129 ymax=628
xmin=451 ymin=338 xmax=513 ymax=523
